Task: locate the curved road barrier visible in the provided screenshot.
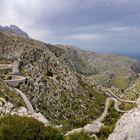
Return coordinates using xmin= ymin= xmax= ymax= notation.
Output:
xmin=5 ymin=75 xmax=26 ymax=88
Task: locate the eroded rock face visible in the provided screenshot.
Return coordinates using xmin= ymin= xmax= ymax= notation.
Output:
xmin=108 ymin=108 xmax=140 ymax=140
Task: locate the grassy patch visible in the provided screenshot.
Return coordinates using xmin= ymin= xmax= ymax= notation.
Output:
xmin=66 ymin=131 xmax=95 ymax=140
xmin=119 ymin=102 xmax=136 ymax=110
xmin=0 ymin=115 xmax=97 ymax=140
xmin=0 ymin=115 xmax=65 ymax=140
xmin=112 ymin=77 xmax=130 ymax=90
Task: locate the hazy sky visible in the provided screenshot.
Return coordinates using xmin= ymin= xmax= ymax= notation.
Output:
xmin=0 ymin=0 xmax=140 ymax=55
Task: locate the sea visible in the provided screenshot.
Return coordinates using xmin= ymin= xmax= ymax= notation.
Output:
xmin=125 ymin=54 xmax=140 ymax=61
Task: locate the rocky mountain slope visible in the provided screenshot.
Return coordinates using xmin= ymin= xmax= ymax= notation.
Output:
xmin=0 ymin=25 xmax=29 ymax=38
xmin=0 ymin=27 xmax=140 ymax=139
xmin=0 ymin=31 xmax=106 ymax=130
xmin=51 ymin=44 xmax=140 ymax=89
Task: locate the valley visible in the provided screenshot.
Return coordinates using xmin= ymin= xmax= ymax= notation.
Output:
xmin=0 ymin=28 xmax=140 ymax=139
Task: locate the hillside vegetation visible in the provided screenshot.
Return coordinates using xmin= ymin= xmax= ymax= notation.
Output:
xmin=0 ymin=30 xmax=140 ymax=138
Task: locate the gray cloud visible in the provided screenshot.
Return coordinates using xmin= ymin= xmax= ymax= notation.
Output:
xmin=0 ymin=0 xmax=140 ymax=57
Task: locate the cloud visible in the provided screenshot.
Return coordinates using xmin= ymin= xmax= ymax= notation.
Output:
xmin=0 ymin=0 xmax=140 ymax=56
xmin=67 ymin=33 xmax=102 ymax=41
xmin=109 ymin=26 xmax=131 ymax=32
xmin=0 ymin=0 xmax=82 ymax=39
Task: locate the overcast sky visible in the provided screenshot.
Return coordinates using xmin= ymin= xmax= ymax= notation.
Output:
xmin=1 ymin=0 xmax=140 ymax=56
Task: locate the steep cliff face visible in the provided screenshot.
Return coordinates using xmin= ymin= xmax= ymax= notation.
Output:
xmin=108 ymin=108 xmax=140 ymax=140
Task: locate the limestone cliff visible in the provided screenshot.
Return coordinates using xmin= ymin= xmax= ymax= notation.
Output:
xmin=108 ymin=108 xmax=140 ymax=140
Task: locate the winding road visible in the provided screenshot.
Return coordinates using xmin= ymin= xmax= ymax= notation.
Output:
xmin=95 ymin=97 xmax=128 ymax=122
xmin=0 ymin=62 xmax=138 ymax=138
xmin=106 ymin=89 xmax=137 ymax=104
xmin=0 ymin=63 xmax=34 ymax=114
xmin=95 ymin=88 xmax=138 ymax=122
xmin=15 ymin=88 xmax=34 ymax=114
xmin=66 ymin=90 xmax=137 ymax=136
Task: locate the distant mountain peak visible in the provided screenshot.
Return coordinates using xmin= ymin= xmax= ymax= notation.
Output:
xmin=0 ymin=24 xmax=29 ymax=38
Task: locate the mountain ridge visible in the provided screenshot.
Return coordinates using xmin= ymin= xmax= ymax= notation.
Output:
xmin=0 ymin=25 xmax=29 ymax=38
xmin=0 ymin=26 xmax=140 ymax=139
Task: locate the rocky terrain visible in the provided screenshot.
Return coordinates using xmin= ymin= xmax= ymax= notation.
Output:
xmin=0 ymin=31 xmax=108 ymax=128
xmin=0 ymin=25 xmax=29 ymax=38
xmin=122 ymin=78 xmax=140 ymax=100
xmin=53 ymin=45 xmax=140 ymax=89
xmin=0 ymin=61 xmax=49 ymax=127
xmin=0 ymin=26 xmax=140 ymax=139
xmin=108 ymin=107 xmax=140 ymax=140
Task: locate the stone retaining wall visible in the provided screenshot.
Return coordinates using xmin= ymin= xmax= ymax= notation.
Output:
xmin=5 ymin=75 xmax=26 ymax=88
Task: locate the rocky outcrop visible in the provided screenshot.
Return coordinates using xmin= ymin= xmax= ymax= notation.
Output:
xmin=0 ymin=97 xmax=49 ymax=127
xmin=83 ymin=121 xmax=104 ymax=134
xmin=0 ymin=25 xmax=29 ymax=38
xmin=31 ymin=113 xmax=50 ymax=127
xmin=108 ymin=108 xmax=140 ymax=140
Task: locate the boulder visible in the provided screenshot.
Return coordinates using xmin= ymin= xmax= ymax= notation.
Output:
xmin=83 ymin=121 xmax=104 ymax=134
xmin=4 ymin=102 xmax=14 ymax=114
xmin=17 ymin=107 xmax=28 ymax=116
xmin=31 ymin=112 xmax=50 ymax=127
xmin=108 ymin=108 xmax=140 ymax=140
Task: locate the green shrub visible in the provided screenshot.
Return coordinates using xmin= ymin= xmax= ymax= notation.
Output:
xmin=0 ymin=115 xmax=64 ymax=140
xmin=45 ymin=126 xmax=65 ymax=140
xmin=112 ymin=77 xmax=130 ymax=90
xmin=98 ymin=125 xmax=113 ymax=140
xmin=47 ymin=71 xmax=53 ymax=77
xmin=66 ymin=131 xmax=95 ymax=140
